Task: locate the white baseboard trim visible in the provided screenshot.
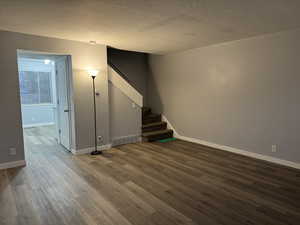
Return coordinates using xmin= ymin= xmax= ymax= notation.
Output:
xmin=176 ymin=134 xmax=300 ymax=170
xmin=163 ymin=115 xmax=300 ymax=170
xmin=0 ymin=160 xmax=26 ymax=170
xmin=138 ymin=136 xmax=142 ymax=142
xmin=162 ymin=115 xmax=179 ymax=136
xmin=71 ymin=144 xmax=112 ymax=155
xmin=23 ymin=122 xmax=55 ymax=128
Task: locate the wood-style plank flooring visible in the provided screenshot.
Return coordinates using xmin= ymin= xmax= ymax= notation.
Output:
xmin=1 ymin=126 xmax=300 ymax=225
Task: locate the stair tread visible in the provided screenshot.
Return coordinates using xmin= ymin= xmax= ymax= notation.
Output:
xmin=142 ymin=121 xmax=166 ymax=128
xmin=141 ymin=107 xmax=173 ymax=142
xmin=143 ymin=113 xmax=160 ymax=118
xmin=142 ymin=129 xmax=173 ymax=137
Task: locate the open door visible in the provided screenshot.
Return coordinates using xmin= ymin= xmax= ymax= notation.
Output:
xmin=55 ymin=56 xmax=71 ymax=150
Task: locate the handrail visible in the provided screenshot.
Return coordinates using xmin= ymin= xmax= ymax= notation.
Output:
xmin=107 ymin=60 xmax=131 ymax=83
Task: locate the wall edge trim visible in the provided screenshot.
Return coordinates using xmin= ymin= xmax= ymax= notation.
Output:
xmin=0 ymin=160 xmax=27 ymax=170
xmin=162 ymin=115 xmax=300 ymax=170
xmin=108 ymin=66 xmax=143 ymax=107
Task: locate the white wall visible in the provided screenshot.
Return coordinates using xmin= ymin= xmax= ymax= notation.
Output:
xmin=0 ymin=30 xmax=109 ymax=164
xmin=21 ymin=105 xmax=55 ymax=127
xmin=148 ymin=29 xmax=300 ymax=164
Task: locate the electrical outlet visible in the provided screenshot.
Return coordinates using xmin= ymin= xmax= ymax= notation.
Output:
xmin=9 ymin=147 xmax=17 ymax=155
xmin=271 ymin=145 xmax=277 ymax=153
xmin=97 ymin=136 xmax=103 ymax=143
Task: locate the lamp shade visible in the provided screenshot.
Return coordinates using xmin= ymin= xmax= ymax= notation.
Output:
xmin=87 ymin=69 xmax=99 ymax=77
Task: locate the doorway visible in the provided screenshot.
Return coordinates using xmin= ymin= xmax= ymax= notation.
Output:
xmin=17 ymin=52 xmax=72 ymax=154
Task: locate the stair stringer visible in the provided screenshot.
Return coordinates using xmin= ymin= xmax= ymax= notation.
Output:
xmin=108 ymin=66 xmax=143 ymax=108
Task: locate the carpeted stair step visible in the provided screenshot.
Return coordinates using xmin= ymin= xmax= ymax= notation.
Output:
xmin=142 ymin=107 xmax=151 ymax=117
xmin=142 ymin=121 xmax=167 ymax=133
xmin=142 ymin=129 xmax=173 ymax=142
xmin=140 ymin=106 xmax=174 ymax=142
xmin=142 ymin=113 xmax=161 ymax=125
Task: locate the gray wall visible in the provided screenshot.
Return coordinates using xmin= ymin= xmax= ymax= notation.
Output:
xmin=148 ymin=29 xmax=300 ymax=164
xmin=107 ymin=48 xmax=149 ymax=104
xmin=109 ymin=82 xmax=141 ymax=144
xmin=0 ymin=30 xmax=108 ymax=164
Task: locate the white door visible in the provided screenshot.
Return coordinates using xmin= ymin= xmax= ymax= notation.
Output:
xmin=56 ymin=57 xmax=71 ymax=150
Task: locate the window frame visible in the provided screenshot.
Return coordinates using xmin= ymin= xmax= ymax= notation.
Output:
xmin=19 ymin=70 xmax=54 ymax=105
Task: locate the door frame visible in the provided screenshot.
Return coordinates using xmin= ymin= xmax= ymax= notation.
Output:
xmin=17 ymin=49 xmax=75 ymax=155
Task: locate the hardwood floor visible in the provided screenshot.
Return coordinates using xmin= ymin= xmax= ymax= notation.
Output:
xmin=1 ymin=127 xmax=300 ymax=225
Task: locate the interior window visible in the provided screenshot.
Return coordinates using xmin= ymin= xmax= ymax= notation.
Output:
xmin=19 ymin=71 xmax=52 ymax=104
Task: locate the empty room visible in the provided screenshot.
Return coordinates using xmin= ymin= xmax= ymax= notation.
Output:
xmin=0 ymin=1 xmax=299 ymax=225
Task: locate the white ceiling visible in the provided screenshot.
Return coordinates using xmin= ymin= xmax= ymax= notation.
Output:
xmin=1 ymin=0 xmax=300 ymax=54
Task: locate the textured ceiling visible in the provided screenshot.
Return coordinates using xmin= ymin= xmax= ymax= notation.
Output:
xmin=1 ymin=0 xmax=300 ymax=54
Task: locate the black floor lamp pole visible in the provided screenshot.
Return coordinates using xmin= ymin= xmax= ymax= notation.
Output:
xmin=91 ymin=75 xmax=102 ymax=155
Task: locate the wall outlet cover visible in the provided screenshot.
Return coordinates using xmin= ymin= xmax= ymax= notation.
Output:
xmin=271 ymin=145 xmax=277 ymax=152
xmin=97 ymin=136 xmax=103 ymax=142
xmin=9 ymin=148 xmax=17 ymax=155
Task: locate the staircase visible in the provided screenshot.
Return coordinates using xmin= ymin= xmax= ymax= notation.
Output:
xmin=142 ymin=107 xmax=173 ymax=142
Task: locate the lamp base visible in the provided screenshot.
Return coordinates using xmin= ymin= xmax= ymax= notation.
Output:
xmin=91 ymin=150 xmax=102 ymax=155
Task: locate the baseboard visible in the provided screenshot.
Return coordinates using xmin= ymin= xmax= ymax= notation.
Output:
xmin=0 ymin=160 xmax=26 ymax=170
xmin=71 ymin=144 xmax=112 ymax=155
xmin=23 ymin=122 xmax=55 ymax=128
xmin=161 ymin=115 xmax=179 ymax=136
xmin=163 ymin=115 xmax=300 ymax=170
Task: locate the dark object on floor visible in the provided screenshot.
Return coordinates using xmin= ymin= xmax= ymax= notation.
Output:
xmin=158 ymin=137 xmax=176 ymax=143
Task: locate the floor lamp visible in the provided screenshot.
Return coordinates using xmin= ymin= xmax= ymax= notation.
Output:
xmin=88 ymin=69 xmax=102 ymax=155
